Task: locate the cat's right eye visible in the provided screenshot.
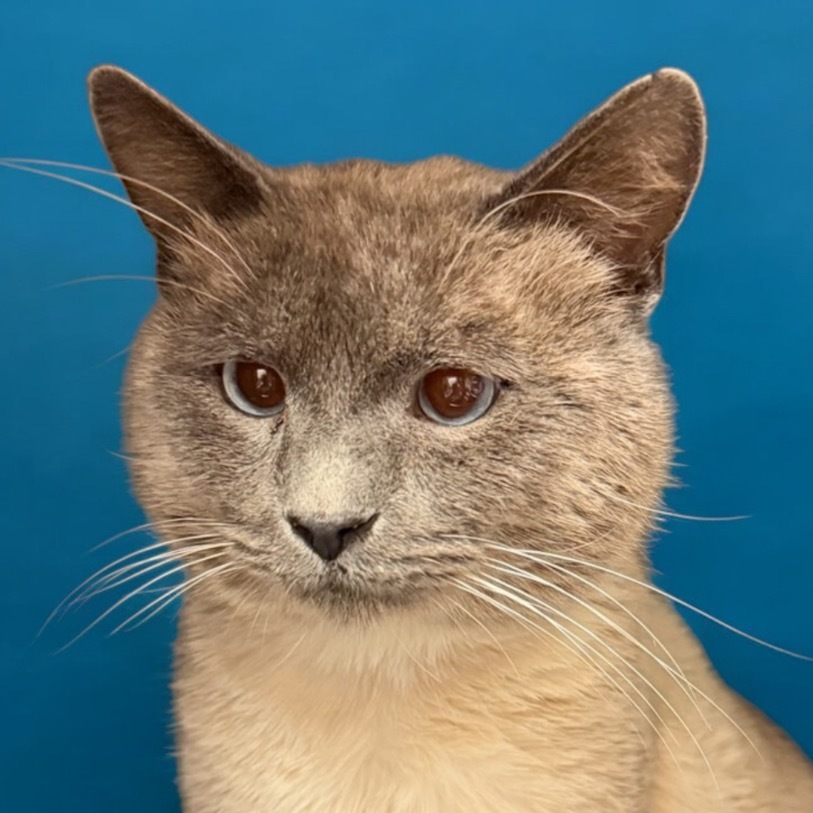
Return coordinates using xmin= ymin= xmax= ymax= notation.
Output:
xmin=222 ymin=360 xmax=286 ymax=417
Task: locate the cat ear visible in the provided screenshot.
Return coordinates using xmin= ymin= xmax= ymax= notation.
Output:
xmin=87 ymin=65 xmax=264 ymax=244
xmin=487 ymin=68 xmax=706 ymax=307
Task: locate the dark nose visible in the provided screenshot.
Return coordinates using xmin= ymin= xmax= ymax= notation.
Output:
xmin=286 ymin=513 xmax=379 ymax=562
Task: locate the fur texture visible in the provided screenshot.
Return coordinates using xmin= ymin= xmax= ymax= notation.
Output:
xmin=86 ymin=65 xmax=813 ymax=811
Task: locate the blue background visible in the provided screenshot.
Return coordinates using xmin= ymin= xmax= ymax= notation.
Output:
xmin=1 ymin=1 xmax=812 ymax=810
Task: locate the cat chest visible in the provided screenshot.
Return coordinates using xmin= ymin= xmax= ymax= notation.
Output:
xmin=176 ymin=663 xmax=639 ymax=813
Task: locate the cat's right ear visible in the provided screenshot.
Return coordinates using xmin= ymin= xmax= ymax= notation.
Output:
xmin=87 ymin=65 xmax=264 ymax=245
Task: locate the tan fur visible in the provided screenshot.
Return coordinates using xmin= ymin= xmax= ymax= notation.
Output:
xmin=86 ymin=65 xmax=813 ymax=811
xmin=172 ymin=595 xmax=812 ymax=812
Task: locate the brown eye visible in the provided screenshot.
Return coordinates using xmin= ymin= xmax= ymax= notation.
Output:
xmin=222 ymin=360 xmax=286 ymax=417
xmin=416 ymin=368 xmax=497 ymax=426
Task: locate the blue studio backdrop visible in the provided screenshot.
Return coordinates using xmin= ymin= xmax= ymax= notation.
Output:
xmin=1 ymin=2 xmax=812 ymax=810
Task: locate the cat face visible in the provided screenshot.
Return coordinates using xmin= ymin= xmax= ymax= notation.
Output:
xmin=92 ymin=66 xmax=705 ymax=619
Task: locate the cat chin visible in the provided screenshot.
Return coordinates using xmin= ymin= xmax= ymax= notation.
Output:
xmin=222 ymin=547 xmax=443 ymax=620
xmin=289 ymin=576 xmax=428 ymax=619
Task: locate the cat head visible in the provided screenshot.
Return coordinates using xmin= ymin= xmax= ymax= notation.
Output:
xmin=89 ymin=66 xmax=705 ymax=623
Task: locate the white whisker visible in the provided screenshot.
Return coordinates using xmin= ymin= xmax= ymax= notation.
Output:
xmin=51 ymin=273 xmax=231 ymax=308
xmin=472 ymin=572 xmax=717 ymax=789
xmin=93 ymin=341 xmax=132 ymax=369
xmin=91 ymin=516 xmax=234 ymax=551
xmin=0 ymin=160 xmax=248 ymax=299
xmin=43 ymin=532 xmax=225 ymax=631
xmin=601 ymin=489 xmax=749 ymax=523
xmin=56 ymin=551 xmax=227 ymax=651
xmin=441 ymin=188 xmax=624 ymax=285
xmin=486 ymin=548 xmax=765 ymax=761
xmin=74 ymin=543 xmax=229 ymax=607
xmin=488 ymin=542 xmax=811 ymax=661
xmin=272 ymin=633 xmax=307 ymax=671
xmin=1 ymin=157 xmax=255 ymax=279
xmin=42 ymin=538 xmax=205 ymax=633
xmin=226 ymin=584 xmax=260 ymax=636
xmin=435 ymin=594 xmax=521 ymax=680
xmin=399 ymin=641 xmax=442 ymax=684
xmin=111 ymin=561 xmax=236 ymax=633
xmin=485 ymin=559 xmax=710 ymax=729
xmin=451 ymin=577 xmax=681 ymax=769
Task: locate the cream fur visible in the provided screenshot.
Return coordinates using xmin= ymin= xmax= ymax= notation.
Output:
xmin=173 ymin=591 xmax=813 ymax=812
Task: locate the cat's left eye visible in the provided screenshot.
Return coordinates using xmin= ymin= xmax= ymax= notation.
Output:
xmin=416 ymin=368 xmax=498 ymax=426
xmin=222 ymin=360 xmax=286 ymax=417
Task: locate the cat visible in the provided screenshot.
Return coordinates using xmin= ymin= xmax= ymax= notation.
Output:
xmin=69 ymin=64 xmax=813 ymax=811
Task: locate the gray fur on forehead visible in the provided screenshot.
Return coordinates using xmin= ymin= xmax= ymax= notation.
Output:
xmin=155 ymin=159 xmax=503 ymax=362
xmin=159 ymin=156 xmax=619 ymax=366
xmin=244 ymin=155 xmax=510 ymax=289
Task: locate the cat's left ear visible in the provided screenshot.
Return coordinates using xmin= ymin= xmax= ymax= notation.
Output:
xmin=487 ymin=68 xmax=706 ymax=311
xmin=87 ymin=65 xmax=265 ymax=246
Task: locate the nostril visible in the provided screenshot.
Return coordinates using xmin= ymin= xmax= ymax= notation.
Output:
xmin=341 ymin=512 xmax=379 ymax=542
xmin=287 ymin=517 xmax=315 ymax=547
xmin=286 ymin=513 xmax=378 ymax=562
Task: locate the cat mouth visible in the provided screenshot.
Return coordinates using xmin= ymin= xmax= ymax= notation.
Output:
xmin=228 ymin=532 xmax=441 ymax=612
xmin=291 ymin=564 xmax=427 ymax=613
